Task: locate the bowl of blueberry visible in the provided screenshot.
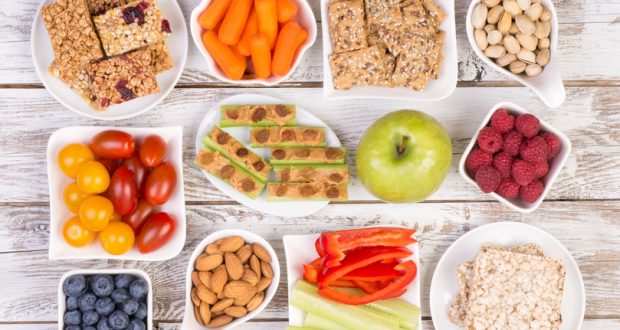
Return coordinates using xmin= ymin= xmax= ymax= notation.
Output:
xmin=59 ymin=269 xmax=152 ymax=330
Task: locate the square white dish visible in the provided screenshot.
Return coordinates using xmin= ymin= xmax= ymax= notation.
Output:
xmin=284 ymin=231 xmax=421 ymax=329
xmin=47 ymin=126 xmax=186 ymax=260
xmin=320 ymin=0 xmax=457 ymax=100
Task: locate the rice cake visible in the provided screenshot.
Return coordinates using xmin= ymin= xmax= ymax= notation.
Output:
xmin=328 ymin=0 xmax=368 ymax=53
xmin=329 ymin=46 xmax=391 ymax=89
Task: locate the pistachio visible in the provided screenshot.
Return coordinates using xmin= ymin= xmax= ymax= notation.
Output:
xmin=474 ymin=29 xmax=489 ymax=50
xmin=503 ymin=35 xmax=521 ymax=54
xmin=534 ymin=20 xmax=551 ymax=39
xmin=496 ymin=53 xmax=517 ymax=67
xmin=538 ymin=37 xmax=550 ymax=49
xmin=536 ymin=48 xmax=550 ymax=66
xmin=525 ymin=2 xmax=542 ymax=20
xmin=484 ymin=24 xmax=496 ymax=33
xmin=472 ymin=3 xmax=488 ymax=29
xmin=516 ymin=0 xmax=531 ymax=11
xmin=525 ymin=63 xmax=542 ymax=76
xmin=484 ymin=45 xmax=507 ymax=58
xmin=515 ymin=15 xmax=535 ymax=36
xmin=509 ymin=60 xmax=527 ymax=74
xmin=516 ymin=32 xmax=537 ymax=51
xmin=487 ymin=30 xmax=503 ymax=45
xmin=540 ymin=7 xmax=551 ymax=21
xmin=487 ymin=6 xmax=504 ymax=24
xmin=509 ymin=22 xmax=519 ymax=34
xmin=503 ymin=0 xmax=522 ymax=16
xmin=498 ymin=12 xmax=512 ymax=34
xmin=483 ymin=0 xmax=501 ymax=7
xmin=517 ymin=49 xmax=536 ymax=64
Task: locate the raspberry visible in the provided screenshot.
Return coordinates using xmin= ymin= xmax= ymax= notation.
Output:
xmin=477 ymin=127 xmax=503 ymax=153
xmin=496 ymin=179 xmax=520 ymax=199
xmin=515 ymin=114 xmax=540 ymax=138
xmin=532 ymin=161 xmax=549 ymax=178
xmin=492 ymin=152 xmax=513 ymax=179
xmin=539 ymin=132 xmax=561 ymax=159
xmin=520 ymin=180 xmax=545 ymax=203
xmin=490 ymin=109 xmax=515 ymax=133
xmin=474 ymin=166 xmax=502 ymax=193
xmin=465 ymin=148 xmax=493 ymax=174
xmin=512 ymin=160 xmax=536 ymax=186
xmin=502 ymin=130 xmax=523 ymax=156
xmin=520 ymin=136 xmax=548 ymax=163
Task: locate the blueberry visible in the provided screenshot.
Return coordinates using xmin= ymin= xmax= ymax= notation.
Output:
xmin=128 ymin=279 xmax=148 ymax=300
xmin=90 ymin=275 xmax=115 ymax=297
xmin=65 ymin=326 xmax=80 ymax=330
xmin=127 ymin=318 xmax=146 ymax=330
xmin=95 ymin=297 xmax=115 ymax=316
xmin=63 ymin=275 xmax=87 ymax=297
xmin=134 ymin=301 xmax=147 ymax=320
xmin=84 ymin=327 xmax=97 ymax=330
xmin=97 ymin=317 xmax=111 ymax=330
xmin=78 ymin=292 xmax=97 ymax=312
xmin=119 ymin=299 xmax=139 ymax=315
xmin=66 ymin=296 xmax=79 ymax=310
xmin=82 ymin=310 xmax=100 ymax=326
xmin=63 ymin=310 xmax=81 ymax=326
xmin=114 ymin=274 xmax=135 ymax=289
xmin=107 ymin=310 xmax=129 ymax=330
xmin=111 ymin=288 xmax=131 ymax=303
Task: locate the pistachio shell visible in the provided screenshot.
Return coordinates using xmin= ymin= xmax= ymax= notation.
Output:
xmin=496 ymin=53 xmax=517 ymax=67
xmin=538 ymin=37 xmax=550 ymax=49
xmin=517 ymin=49 xmax=536 ymax=64
xmin=517 ymin=0 xmax=531 ymax=11
xmin=515 ymin=15 xmax=535 ymax=36
xmin=503 ymin=35 xmax=521 ymax=54
xmin=536 ymin=48 xmax=550 ymax=66
xmin=474 ymin=29 xmax=489 ymax=51
xmin=483 ymin=0 xmax=501 ymax=7
xmin=540 ymin=7 xmax=551 ymax=21
xmin=516 ymin=32 xmax=537 ymax=51
xmin=525 ymin=3 xmax=542 ymax=21
xmin=487 ymin=6 xmax=504 ymax=24
xmin=472 ymin=3 xmax=489 ymax=29
xmin=509 ymin=60 xmax=527 ymax=74
xmin=487 ymin=30 xmax=503 ymax=45
xmin=525 ymin=63 xmax=542 ymax=76
xmin=498 ymin=12 xmax=512 ymax=34
xmin=503 ymin=0 xmax=522 ymax=16
xmin=484 ymin=24 xmax=496 ymax=33
xmin=534 ymin=20 xmax=551 ymax=39
xmin=484 ymin=45 xmax=507 ymax=58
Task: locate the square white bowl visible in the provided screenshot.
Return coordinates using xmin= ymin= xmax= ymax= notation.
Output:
xmin=458 ymin=101 xmax=571 ymax=213
xmin=47 ymin=126 xmax=186 ymax=260
xmin=182 ymin=229 xmax=280 ymax=329
xmin=190 ymin=0 xmax=317 ymax=86
xmin=320 ymin=0 xmax=457 ymax=100
xmin=58 ymin=269 xmax=154 ymax=330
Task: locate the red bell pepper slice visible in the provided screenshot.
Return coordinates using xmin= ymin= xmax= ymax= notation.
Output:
xmin=352 ymin=279 xmax=391 ymax=294
xmin=318 ymin=260 xmax=417 ymax=305
xmin=315 ymin=237 xmax=325 ymax=257
xmin=341 ymin=260 xmax=402 ymax=282
xmin=303 ymin=258 xmax=358 ymax=288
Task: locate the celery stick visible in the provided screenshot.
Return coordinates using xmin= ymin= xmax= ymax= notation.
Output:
xmin=286 ymin=327 xmax=321 ymax=330
xmin=361 ymin=299 xmax=420 ymax=330
xmin=304 ymin=313 xmax=349 ymax=330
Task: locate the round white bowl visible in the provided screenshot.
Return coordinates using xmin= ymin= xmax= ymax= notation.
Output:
xmin=182 ymin=229 xmax=281 ymax=329
xmin=189 ymin=0 xmax=317 ymax=86
xmin=466 ymin=0 xmax=565 ymax=108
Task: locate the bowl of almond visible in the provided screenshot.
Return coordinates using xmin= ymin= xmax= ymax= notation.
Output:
xmin=182 ymin=230 xmax=280 ymax=329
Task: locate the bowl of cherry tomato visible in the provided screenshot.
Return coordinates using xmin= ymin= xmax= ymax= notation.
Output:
xmin=47 ymin=126 xmax=186 ymax=260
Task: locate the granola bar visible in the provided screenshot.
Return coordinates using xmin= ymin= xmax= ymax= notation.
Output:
xmin=329 ymin=45 xmax=392 ymax=89
xmin=147 ymin=40 xmax=174 ymax=73
xmin=328 ymin=0 xmax=368 ymax=53
xmin=87 ymin=0 xmax=129 ymax=15
xmin=85 ymin=48 xmax=159 ymax=110
xmin=93 ymin=0 xmax=170 ymax=56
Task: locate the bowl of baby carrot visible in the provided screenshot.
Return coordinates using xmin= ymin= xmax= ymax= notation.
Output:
xmin=190 ymin=0 xmax=317 ymax=85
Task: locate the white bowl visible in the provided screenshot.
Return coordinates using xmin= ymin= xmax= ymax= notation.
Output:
xmin=429 ymin=221 xmax=585 ymax=330
xmin=31 ymin=0 xmax=188 ymax=120
xmin=458 ymin=101 xmax=571 ymax=213
xmin=466 ymin=0 xmax=565 ymax=108
xmin=320 ymin=0 xmax=457 ymax=100
xmin=182 ymin=229 xmax=281 ymax=330
xmin=58 ymin=269 xmax=154 ymax=330
xmin=47 ymin=126 xmax=186 ymax=260
xmin=190 ymin=0 xmax=317 ymax=86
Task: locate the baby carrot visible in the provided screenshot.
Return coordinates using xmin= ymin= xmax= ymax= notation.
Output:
xmin=236 ymin=8 xmax=258 ymax=56
xmin=250 ymin=32 xmax=272 ymax=78
xmin=218 ymin=0 xmax=253 ymax=45
xmin=198 ymin=0 xmax=232 ymax=30
xmin=202 ymin=30 xmax=246 ymax=80
xmin=272 ymin=21 xmax=307 ymax=77
xmin=255 ymin=0 xmax=278 ymax=49
xmin=275 ymin=0 xmax=297 ymax=23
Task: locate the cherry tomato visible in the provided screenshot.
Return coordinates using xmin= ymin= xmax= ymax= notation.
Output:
xmin=63 ymin=216 xmax=95 ymax=247
xmin=109 ymin=212 xmax=122 ymax=222
xmin=137 ymin=212 xmax=176 ymax=253
xmin=99 ymin=221 xmax=135 ymax=255
xmin=139 ymin=135 xmax=167 ymax=167
xmin=76 ymin=161 xmax=110 ymax=194
xmin=79 ymin=195 xmax=113 ymax=231
xmin=63 ymin=182 xmax=91 ymax=213
xmin=144 ymin=162 xmax=177 ymax=205
xmin=108 ymin=166 xmax=138 ymax=216
xmin=121 ymin=154 xmax=149 ymax=193
xmin=89 ymin=130 xmax=135 ymax=159
xmin=58 ymin=144 xmax=94 ymax=178
xmin=123 ymin=199 xmax=155 ymax=234
xmin=98 ymin=158 xmax=120 ymax=174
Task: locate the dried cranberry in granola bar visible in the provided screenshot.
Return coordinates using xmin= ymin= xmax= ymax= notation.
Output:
xmin=329 ymin=45 xmax=392 ymax=89
xmin=328 ymin=0 xmax=368 ymax=53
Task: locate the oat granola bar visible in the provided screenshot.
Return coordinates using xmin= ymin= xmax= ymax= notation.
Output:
xmin=328 ymin=0 xmax=368 ymax=53
xmin=86 ymin=48 xmax=159 ymax=109
xmin=87 ymin=0 xmax=129 ymax=15
xmin=220 ymin=104 xmax=296 ymax=127
xmin=195 ymin=150 xmax=266 ymax=199
xmin=267 ymin=182 xmax=348 ymax=201
xmin=273 ymin=164 xmax=350 ymax=184
xmin=93 ymin=0 xmax=171 ymax=56
xmin=270 ymin=147 xmax=347 ymax=165
xmin=249 ymin=127 xmax=326 ymax=148
xmin=329 ymin=45 xmax=392 ymax=89
xmin=147 ymin=40 xmax=174 ymax=73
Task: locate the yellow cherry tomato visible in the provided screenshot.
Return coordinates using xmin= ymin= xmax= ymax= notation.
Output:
xmin=79 ymin=195 xmax=113 ymax=231
xmin=109 ymin=212 xmax=122 ymax=222
xmin=58 ymin=144 xmax=94 ymax=178
xmin=99 ymin=222 xmax=135 ymax=255
xmin=76 ymin=161 xmax=110 ymax=194
xmin=63 ymin=216 xmax=95 ymax=247
xmin=63 ymin=182 xmax=91 ymax=213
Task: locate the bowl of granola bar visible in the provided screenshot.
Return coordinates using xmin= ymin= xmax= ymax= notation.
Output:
xmin=31 ymin=0 xmax=187 ymax=120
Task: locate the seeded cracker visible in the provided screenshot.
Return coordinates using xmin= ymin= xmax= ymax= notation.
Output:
xmin=329 ymin=46 xmax=391 ymax=89
xmin=328 ymin=0 xmax=368 ymax=53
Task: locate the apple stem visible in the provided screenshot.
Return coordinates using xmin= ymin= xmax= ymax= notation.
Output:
xmin=397 ymin=135 xmax=409 ymax=155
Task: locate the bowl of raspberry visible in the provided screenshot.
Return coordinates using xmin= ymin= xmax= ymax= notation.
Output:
xmin=459 ymin=101 xmax=571 ymax=213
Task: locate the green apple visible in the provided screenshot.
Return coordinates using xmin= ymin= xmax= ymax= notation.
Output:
xmin=355 ymin=110 xmax=452 ymax=203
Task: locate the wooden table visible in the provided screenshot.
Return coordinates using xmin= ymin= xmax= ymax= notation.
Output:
xmin=1 ymin=0 xmax=619 ymax=329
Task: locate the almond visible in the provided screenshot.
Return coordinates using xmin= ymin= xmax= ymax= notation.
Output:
xmin=219 ymin=236 xmax=245 ymax=252
xmin=250 ymin=255 xmax=261 ymax=279
xmin=191 ymin=288 xmax=201 ymax=306
xmin=211 ymin=298 xmax=234 ymax=313
xmin=211 ymin=265 xmax=228 ymax=294
xmin=224 ymin=280 xmax=253 ymax=298
xmin=206 ymin=243 xmax=222 ymax=255
xmin=225 ymin=252 xmax=244 ymax=280
xmin=234 ymin=288 xmax=257 ymax=306
xmin=207 ymin=315 xmax=233 ymax=328
xmin=236 ymin=244 xmax=252 ymax=263
xmin=199 ymin=271 xmax=212 ymax=288
xmin=260 ymin=261 xmax=273 ymax=279
xmin=217 ymin=291 xmax=227 ymax=300
xmin=194 ymin=305 xmax=204 ymax=325
xmin=191 ymin=271 xmax=201 ymax=287
xmin=224 ymin=306 xmax=248 ymax=318
xmin=242 ymin=269 xmax=259 ymax=287
xmin=246 ymin=291 xmax=264 ymax=312
xmin=200 ymin=301 xmax=212 ymax=325
xmin=197 ymin=285 xmax=218 ymax=304
xmin=251 ymin=243 xmax=272 ymax=263
xmin=257 ymin=277 xmax=272 ymax=292
xmin=196 ymin=254 xmax=223 ymax=271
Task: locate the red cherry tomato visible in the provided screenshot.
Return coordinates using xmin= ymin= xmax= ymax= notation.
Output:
xmin=121 ymin=154 xmax=149 ymax=193
xmin=139 ymin=135 xmax=167 ymax=167
xmin=108 ymin=166 xmax=138 ymax=216
xmin=122 ymin=199 xmax=155 ymax=234
xmin=137 ymin=212 xmax=176 ymax=253
xmin=98 ymin=158 xmax=120 ymax=175
xmin=144 ymin=162 xmax=177 ymax=205
xmin=89 ymin=130 xmax=135 ymax=159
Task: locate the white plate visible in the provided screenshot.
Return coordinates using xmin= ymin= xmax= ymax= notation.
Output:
xmin=194 ymin=93 xmax=343 ymax=217
xmin=181 ymin=229 xmax=280 ymax=330
xmin=320 ymin=0 xmax=457 ymax=100
xmin=31 ymin=0 xmax=188 ymax=120
xmin=284 ymin=231 xmax=422 ymax=329
xmin=47 ymin=126 xmax=186 ymax=260
xmin=429 ymin=222 xmax=585 ymax=330
xmin=58 ymin=269 xmax=154 ymax=330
